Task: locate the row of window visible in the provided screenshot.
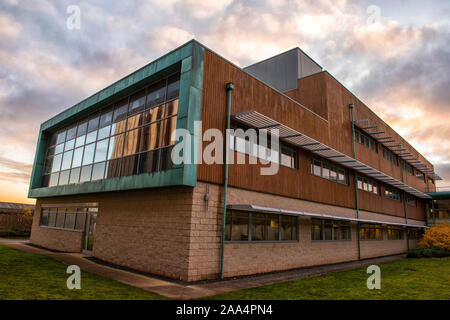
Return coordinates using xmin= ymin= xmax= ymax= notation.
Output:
xmin=383 ymin=147 xmax=398 ymax=166
xmin=39 ymin=206 xmax=98 ymax=231
xmin=357 ymin=175 xmax=379 ymax=195
xmin=225 ymin=211 xmax=298 ymax=242
xmin=311 ymin=158 xmax=348 ymax=185
xmin=385 ymin=186 xmax=401 ymax=201
xmin=229 ymin=124 xmax=298 ymax=169
xmin=311 ymin=219 xmax=351 ymax=241
xmin=42 ymin=72 xmax=180 ymax=187
xmin=355 ymin=128 xmax=378 ymax=152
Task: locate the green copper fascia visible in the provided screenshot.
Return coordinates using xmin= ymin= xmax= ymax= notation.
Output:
xmin=28 ymin=40 xmax=205 ymax=198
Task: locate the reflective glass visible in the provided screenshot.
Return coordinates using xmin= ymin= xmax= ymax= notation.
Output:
xmin=79 ymin=165 xmax=92 ymax=183
xmin=91 ymin=162 xmax=106 ymax=181
xmin=75 ymin=135 xmax=86 ymax=148
xmin=77 ymin=121 xmax=88 ymax=136
xmin=51 ymin=154 xmax=62 ymax=172
xmin=72 ymin=147 xmax=83 ymax=168
xmin=97 ymin=125 xmax=111 ymax=140
xmin=86 ymin=130 xmax=97 ymax=144
xmin=82 ymin=143 xmax=95 ymax=165
xmin=108 ymin=134 xmax=124 ymax=159
xmin=69 ymin=167 xmax=80 ymax=184
xmin=94 ymin=139 xmax=108 ymax=163
xmin=58 ymin=170 xmax=70 ymax=185
xmin=61 ymin=150 xmax=73 ymax=170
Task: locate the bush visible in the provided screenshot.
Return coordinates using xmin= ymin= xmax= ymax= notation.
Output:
xmin=407 ymin=247 xmax=450 ymax=258
xmin=419 ymin=223 xmax=450 ymax=250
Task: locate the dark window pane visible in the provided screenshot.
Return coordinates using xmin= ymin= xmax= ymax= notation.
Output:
xmin=40 ymin=210 xmax=49 ymax=226
xmin=167 ymin=74 xmax=180 ymax=100
xmin=44 ymin=157 xmax=53 ymax=174
xmin=49 ymin=133 xmax=57 ymax=146
xmin=311 ymin=219 xmax=323 ymax=240
xmin=141 ymin=122 xmax=161 ymax=152
xmin=121 ymin=155 xmax=139 ymax=177
xmin=324 ymin=220 xmax=332 ymax=240
xmin=88 ymin=116 xmax=99 ymax=133
xmin=82 ymin=143 xmax=95 ymax=165
xmin=126 ymin=113 xmax=143 ymax=131
xmin=75 ymin=209 xmax=86 ymax=230
xmin=143 ymin=105 xmax=164 ymax=125
xmin=55 ymin=209 xmax=65 ymax=228
xmin=46 ymin=146 xmax=55 ymax=157
xmin=282 ymin=216 xmax=297 ymax=241
xmin=69 ymin=167 xmax=80 ymax=184
xmin=106 ymin=158 xmax=121 ymax=178
xmin=124 ymin=128 xmax=141 ymax=156
xmin=66 ymin=126 xmax=77 ymax=141
xmin=231 ymin=211 xmax=249 ymax=241
xmin=94 ymin=139 xmax=109 ymax=163
xmin=113 ymin=99 xmax=128 ymax=122
xmin=138 ymin=150 xmax=159 ymax=174
xmin=77 ymin=121 xmax=88 ymax=137
xmin=99 ymin=108 xmax=113 ymax=128
xmin=161 ymin=116 xmax=177 ymax=146
xmin=266 ymin=214 xmax=279 ymax=241
xmin=98 ymin=125 xmax=111 ymax=140
xmin=41 ymin=174 xmax=50 ymax=187
xmin=251 ymin=214 xmax=266 ymax=241
xmin=48 ymin=210 xmax=57 ymax=227
xmin=56 ymin=131 xmax=66 ymax=144
xmin=91 ymin=162 xmax=106 ymax=181
xmin=225 ymin=214 xmax=232 ymax=241
xmin=108 ymin=134 xmax=124 ymax=159
xmin=58 ymin=170 xmax=70 ymax=185
xmin=128 ymin=90 xmax=146 ymax=115
xmin=146 ymin=80 xmax=166 ymax=108
xmin=160 ymin=146 xmax=174 ymax=171
xmin=79 ymin=165 xmax=92 ymax=183
xmin=165 ymin=99 xmax=178 ymax=117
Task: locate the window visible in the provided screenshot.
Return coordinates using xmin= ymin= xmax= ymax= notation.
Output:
xmin=311 ymin=157 xmax=348 ymax=185
xmin=415 ymin=170 xmax=425 ymax=182
xmin=403 ymin=161 xmax=414 ymax=175
xmin=41 ymin=72 xmax=180 ymax=187
xmin=311 ymin=219 xmax=351 ymax=241
xmin=357 ymin=175 xmax=379 ymax=195
xmin=355 ymin=128 xmax=377 ymax=152
xmin=225 ymin=211 xmax=298 ymax=242
xmin=383 ymin=147 xmax=398 ymax=166
xmin=405 ymin=193 xmax=416 ymax=206
xmin=39 ymin=205 xmax=96 ymax=231
xmin=385 ymin=186 xmax=401 ymax=201
xmin=230 ymin=123 xmax=298 ymax=169
xmin=408 ymin=229 xmax=423 ymax=240
xmin=360 ymin=223 xmax=384 ymax=240
xmin=387 ymin=226 xmax=404 ymax=240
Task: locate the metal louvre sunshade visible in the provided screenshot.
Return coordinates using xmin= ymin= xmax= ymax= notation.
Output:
xmin=231 ymin=110 xmax=431 ymax=199
xmin=227 ymin=204 xmax=427 ymax=228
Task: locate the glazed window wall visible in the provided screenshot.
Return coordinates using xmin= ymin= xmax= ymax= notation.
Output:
xmin=41 ymin=73 xmax=180 ymax=187
xmin=311 ymin=218 xmax=351 ymax=241
xmin=360 ymin=223 xmax=384 ymax=240
xmin=40 ymin=206 xmax=98 ymax=231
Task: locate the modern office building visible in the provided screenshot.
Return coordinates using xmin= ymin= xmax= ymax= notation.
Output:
xmin=29 ymin=40 xmax=442 ymax=281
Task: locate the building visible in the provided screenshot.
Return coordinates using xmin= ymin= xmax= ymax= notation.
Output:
xmin=28 ymin=40 xmax=442 ymax=281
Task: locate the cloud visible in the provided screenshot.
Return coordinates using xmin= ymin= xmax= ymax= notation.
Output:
xmin=0 ymin=155 xmax=32 ymax=184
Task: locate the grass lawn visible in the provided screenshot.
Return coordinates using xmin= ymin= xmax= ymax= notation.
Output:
xmin=208 ymin=257 xmax=450 ymax=300
xmin=0 ymin=244 xmax=167 ymax=300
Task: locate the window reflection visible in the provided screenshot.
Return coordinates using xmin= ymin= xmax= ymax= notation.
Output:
xmin=82 ymin=143 xmax=95 ymax=165
xmin=108 ymin=134 xmax=124 ymax=159
xmin=94 ymin=139 xmax=109 ymax=163
xmin=141 ymin=122 xmax=161 ymax=152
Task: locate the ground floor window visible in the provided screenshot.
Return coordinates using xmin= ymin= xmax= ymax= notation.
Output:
xmin=40 ymin=205 xmax=97 ymax=231
xmin=225 ymin=210 xmax=298 ymax=242
xmin=360 ymin=223 xmax=384 ymax=240
xmin=387 ymin=226 xmax=404 ymax=240
xmin=408 ymin=228 xmax=423 ymax=240
xmin=311 ymin=218 xmax=351 ymax=241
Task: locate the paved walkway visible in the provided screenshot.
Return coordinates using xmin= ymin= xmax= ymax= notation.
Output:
xmin=0 ymin=239 xmax=405 ymax=299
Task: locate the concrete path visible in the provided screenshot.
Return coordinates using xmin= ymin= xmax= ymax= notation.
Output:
xmin=0 ymin=239 xmax=405 ymax=299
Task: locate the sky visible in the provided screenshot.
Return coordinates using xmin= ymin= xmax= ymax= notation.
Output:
xmin=0 ymin=0 xmax=449 ymax=204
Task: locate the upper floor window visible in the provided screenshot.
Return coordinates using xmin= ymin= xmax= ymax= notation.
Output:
xmin=311 ymin=157 xmax=348 ymax=185
xmin=385 ymin=186 xmax=401 ymax=201
xmin=405 ymin=193 xmax=416 ymax=206
xmin=41 ymin=72 xmax=180 ymax=188
xmin=403 ymin=161 xmax=414 ymax=175
xmin=355 ymin=128 xmax=377 ymax=152
xmin=415 ymin=170 xmax=425 ymax=182
xmin=230 ymin=123 xmax=298 ymax=169
xmin=383 ymin=147 xmax=398 ymax=166
xmin=357 ymin=175 xmax=379 ymax=195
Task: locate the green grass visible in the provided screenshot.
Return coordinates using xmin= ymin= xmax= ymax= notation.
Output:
xmin=0 ymin=244 xmax=167 ymax=300
xmin=207 ymin=257 xmax=450 ymax=300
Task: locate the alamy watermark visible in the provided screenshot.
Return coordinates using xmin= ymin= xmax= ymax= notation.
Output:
xmin=66 ymin=265 xmax=81 ymax=290
xmin=366 ymin=265 xmax=381 ymax=290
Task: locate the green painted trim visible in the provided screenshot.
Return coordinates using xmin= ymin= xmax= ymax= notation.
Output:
xmin=28 ymin=40 xmax=205 ymax=198
xmin=427 ymin=192 xmax=450 ymax=200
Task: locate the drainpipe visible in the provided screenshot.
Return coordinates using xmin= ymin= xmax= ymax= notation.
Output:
xmin=401 ymin=161 xmax=410 ymax=251
xmin=220 ymin=82 xmax=234 ymax=280
xmin=349 ymin=104 xmax=361 ymax=260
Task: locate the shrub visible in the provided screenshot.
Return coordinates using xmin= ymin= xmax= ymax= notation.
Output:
xmin=419 ymin=223 xmax=450 ymax=250
xmin=407 ymin=247 xmax=450 ymax=258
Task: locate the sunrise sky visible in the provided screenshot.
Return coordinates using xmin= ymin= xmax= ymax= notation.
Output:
xmin=0 ymin=0 xmax=449 ymax=204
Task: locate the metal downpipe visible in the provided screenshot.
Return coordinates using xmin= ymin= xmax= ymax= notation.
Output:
xmin=220 ymin=82 xmax=234 ymax=280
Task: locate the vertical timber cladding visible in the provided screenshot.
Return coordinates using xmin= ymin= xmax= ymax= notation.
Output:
xmin=198 ymin=49 xmax=355 ymax=209
xmin=28 ymin=40 xmax=205 ymax=198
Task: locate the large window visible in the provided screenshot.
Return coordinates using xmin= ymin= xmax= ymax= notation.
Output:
xmin=40 ymin=206 xmax=97 ymax=231
xmin=405 ymin=193 xmax=416 ymax=206
xmin=360 ymin=223 xmax=383 ymax=240
xmin=387 ymin=226 xmax=404 ymax=240
xmin=415 ymin=170 xmax=425 ymax=182
xmin=41 ymin=72 xmax=180 ymax=187
xmin=311 ymin=219 xmax=351 ymax=241
xmin=355 ymin=128 xmax=377 ymax=152
xmin=311 ymin=157 xmax=348 ymax=185
xmin=230 ymin=123 xmax=298 ymax=169
xmin=383 ymin=147 xmax=398 ymax=166
xmin=357 ymin=175 xmax=379 ymax=195
xmin=385 ymin=186 xmax=401 ymax=201
xmin=225 ymin=211 xmax=298 ymax=242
